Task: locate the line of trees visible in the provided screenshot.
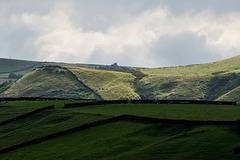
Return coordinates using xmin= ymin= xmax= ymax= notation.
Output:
xmin=8 ymin=72 xmax=23 ymax=79
xmin=97 ymin=63 xmax=130 ymax=70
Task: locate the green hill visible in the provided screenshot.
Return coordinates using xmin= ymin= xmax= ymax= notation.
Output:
xmin=0 ymin=58 xmax=133 ymax=84
xmin=1 ymin=66 xmax=99 ymax=99
xmin=0 ymin=58 xmax=39 ymax=73
xmin=1 ymin=55 xmax=240 ymax=101
xmin=0 ymin=58 xmax=115 ymax=74
xmin=137 ymin=55 xmax=240 ymax=101
xmin=68 ymin=67 xmax=140 ymax=100
xmin=216 ymin=86 xmax=240 ymax=103
xmin=141 ymin=55 xmax=240 ymax=77
xmin=1 ymin=66 xmax=139 ymax=100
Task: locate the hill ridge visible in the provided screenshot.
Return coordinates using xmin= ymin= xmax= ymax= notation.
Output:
xmin=1 ymin=55 xmax=240 ymax=101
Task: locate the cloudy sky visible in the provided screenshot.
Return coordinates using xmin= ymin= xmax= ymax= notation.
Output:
xmin=1 ymin=0 xmax=240 ymax=67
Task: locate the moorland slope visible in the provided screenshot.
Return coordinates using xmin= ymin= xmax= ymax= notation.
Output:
xmin=137 ymin=55 xmax=240 ymax=101
xmin=0 ymin=58 xmax=132 ymax=84
xmin=1 ymin=66 xmax=140 ymax=100
xmin=1 ymin=55 xmax=240 ymax=101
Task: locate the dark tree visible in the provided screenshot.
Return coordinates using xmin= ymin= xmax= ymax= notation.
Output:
xmin=8 ymin=73 xmax=23 ymax=79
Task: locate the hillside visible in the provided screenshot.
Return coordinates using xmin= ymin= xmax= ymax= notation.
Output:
xmin=137 ymin=55 xmax=240 ymax=101
xmin=1 ymin=66 xmax=140 ymax=100
xmin=0 ymin=58 xmax=120 ymax=74
xmin=216 ymin=86 xmax=240 ymax=102
xmin=1 ymin=55 xmax=240 ymax=101
xmin=0 ymin=58 xmax=133 ymax=84
xmin=0 ymin=58 xmax=39 ymax=73
xmin=1 ymin=66 xmax=99 ymax=99
xmin=68 ymin=67 xmax=140 ymax=100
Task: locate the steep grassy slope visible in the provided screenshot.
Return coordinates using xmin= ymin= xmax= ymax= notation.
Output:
xmin=1 ymin=66 xmax=99 ymax=99
xmin=1 ymin=55 xmax=240 ymax=101
xmin=142 ymin=55 xmax=240 ymax=77
xmin=0 ymin=81 xmax=14 ymax=94
xmin=1 ymin=66 xmax=140 ymax=100
xmin=216 ymin=86 xmax=240 ymax=103
xmin=68 ymin=67 xmax=140 ymax=100
xmin=138 ymin=55 xmax=240 ymax=101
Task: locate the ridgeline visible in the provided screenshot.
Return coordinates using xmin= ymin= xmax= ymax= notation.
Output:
xmin=1 ymin=55 xmax=240 ymax=102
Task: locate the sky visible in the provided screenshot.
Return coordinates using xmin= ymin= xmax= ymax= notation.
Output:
xmin=0 ymin=0 xmax=240 ymax=67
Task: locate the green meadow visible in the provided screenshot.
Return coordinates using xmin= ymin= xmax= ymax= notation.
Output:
xmin=2 ymin=122 xmax=240 ymax=160
xmin=0 ymin=100 xmax=240 ymax=160
xmin=68 ymin=103 xmax=240 ymax=121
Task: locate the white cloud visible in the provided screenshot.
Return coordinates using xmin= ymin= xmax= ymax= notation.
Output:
xmin=4 ymin=1 xmax=240 ymax=67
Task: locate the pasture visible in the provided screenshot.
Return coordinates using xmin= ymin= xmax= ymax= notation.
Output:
xmin=0 ymin=100 xmax=240 ymax=160
xmin=68 ymin=103 xmax=240 ymax=121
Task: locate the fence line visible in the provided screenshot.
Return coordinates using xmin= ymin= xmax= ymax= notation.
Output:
xmin=64 ymin=100 xmax=129 ymax=108
xmin=120 ymin=114 xmax=239 ymax=125
xmin=0 ymin=97 xmax=95 ymax=101
xmin=0 ymin=105 xmax=54 ymax=127
xmin=64 ymin=99 xmax=236 ymax=108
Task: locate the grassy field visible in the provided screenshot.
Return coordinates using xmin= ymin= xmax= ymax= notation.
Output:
xmin=0 ymin=104 xmax=108 ymax=150
xmin=0 ymin=100 xmax=92 ymax=108
xmin=0 ymin=101 xmax=240 ymax=159
xmin=0 ymin=73 xmax=9 ymax=78
xmin=0 ymin=121 xmax=239 ymax=160
xmin=0 ymin=100 xmax=92 ymax=122
xmin=68 ymin=103 xmax=240 ymax=121
xmin=0 ymin=58 xmax=39 ymax=73
xmin=0 ymin=107 xmax=38 ymax=122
